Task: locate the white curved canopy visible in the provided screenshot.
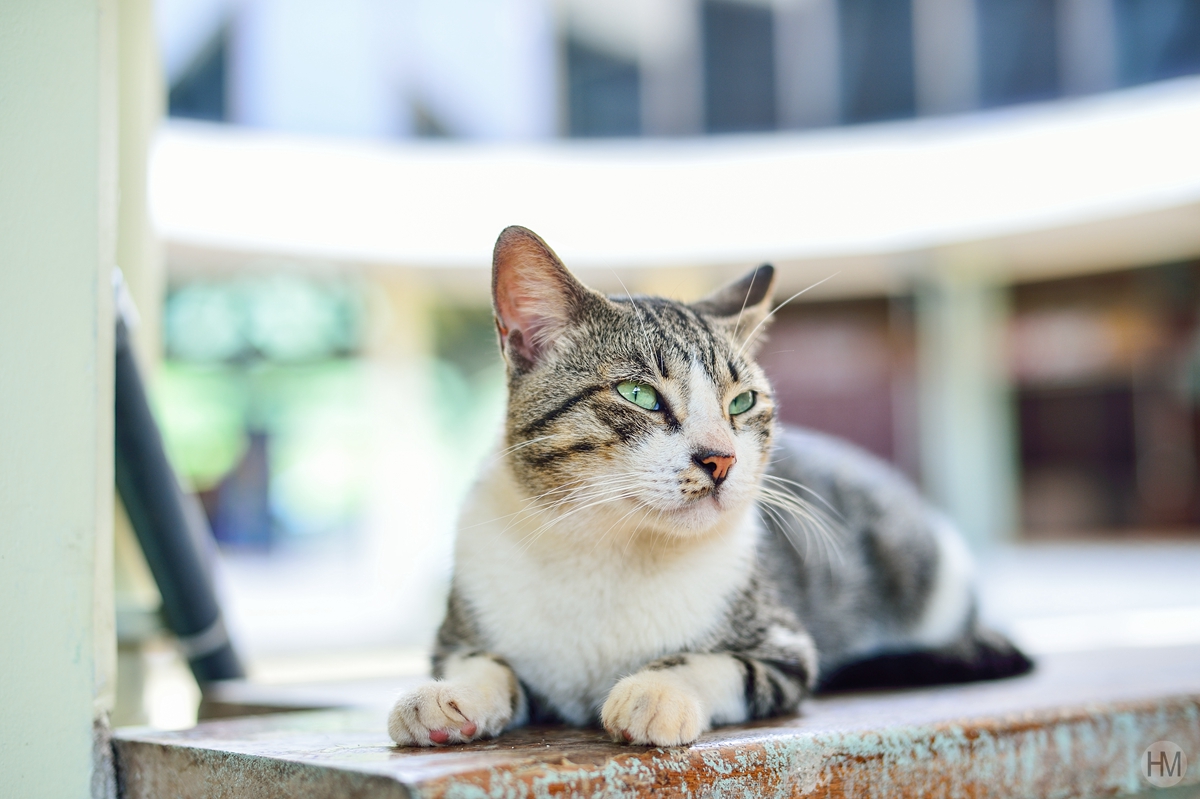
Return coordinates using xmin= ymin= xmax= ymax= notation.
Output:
xmin=153 ymin=76 xmax=1200 ymax=294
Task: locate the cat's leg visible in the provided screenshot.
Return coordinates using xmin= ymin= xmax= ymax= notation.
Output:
xmin=600 ymin=651 xmax=809 ymax=746
xmin=388 ymin=651 xmax=527 ymax=746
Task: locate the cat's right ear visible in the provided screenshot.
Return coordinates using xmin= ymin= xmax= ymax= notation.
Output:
xmin=691 ymin=264 xmax=776 ymax=350
xmin=492 ymin=226 xmax=591 ymax=370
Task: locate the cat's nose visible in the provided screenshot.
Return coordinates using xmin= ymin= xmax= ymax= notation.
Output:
xmin=694 ymin=451 xmax=736 ymax=486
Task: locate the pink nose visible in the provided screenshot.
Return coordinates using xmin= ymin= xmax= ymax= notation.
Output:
xmin=695 ymin=452 xmax=736 ymax=484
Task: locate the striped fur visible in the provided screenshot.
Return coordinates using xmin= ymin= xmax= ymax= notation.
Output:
xmin=388 ymin=227 xmax=1030 ymax=749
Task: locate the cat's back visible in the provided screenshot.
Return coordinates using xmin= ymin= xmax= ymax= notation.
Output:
xmin=758 ymin=425 xmax=975 ymax=671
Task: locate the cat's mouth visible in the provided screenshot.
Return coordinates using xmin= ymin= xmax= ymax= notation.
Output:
xmin=670 ymin=485 xmax=730 ymax=515
xmin=651 ymin=491 xmax=729 ymax=533
xmin=679 ymin=484 xmax=719 ymax=504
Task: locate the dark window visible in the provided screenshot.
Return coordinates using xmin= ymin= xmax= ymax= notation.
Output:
xmin=703 ymin=0 xmax=777 ymax=132
xmin=168 ymin=26 xmax=229 ymax=122
xmin=567 ymin=38 xmax=641 ymax=137
xmin=1018 ymin=386 xmax=1139 ymax=531
xmin=1012 ymin=261 xmax=1200 ymax=535
xmin=1115 ymin=0 xmax=1200 ymax=85
xmin=757 ymin=298 xmax=916 ymax=474
xmin=839 ymin=0 xmax=915 ymax=123
xmin=977 ymin=0 xmax=1060 ymax=106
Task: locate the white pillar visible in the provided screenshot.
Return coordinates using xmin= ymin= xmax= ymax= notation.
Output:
xmin=912 ymin=0 xmax=979 ymax=115
xmin=640 ymin=0 xmax=705 ymax=136
xmin=915 ymin=252 xmax=1018 ymax=547
xmin=775 ymin=0 xmax=842 ymax=129
xmin=117 ymin=0 xmax=165 ymax=367
xmin=1057 ymin=0 xmax=1118 ymax=96
xmin=0 ymin=1 xmax=118 ymax=796
xmin=912 ymin=0 xmax=980 ymax=115
xmin=231 ymin=0 xmax=403 ymax=137
xmin=113 ymin=0 xmax=168 ymax=729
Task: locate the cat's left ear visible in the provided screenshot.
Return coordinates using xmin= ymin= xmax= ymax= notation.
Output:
xmin=691 ymin=264 xmax=776 ymax=350
xmin=492 ymin=225 xmax=595 ymax=371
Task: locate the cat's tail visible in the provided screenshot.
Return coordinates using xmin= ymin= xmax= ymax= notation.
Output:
xmin=814 ymin=626 xmax=1034 ymax=693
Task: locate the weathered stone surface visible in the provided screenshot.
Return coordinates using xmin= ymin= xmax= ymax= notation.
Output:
xmin=115 ymin=645 xmax=1200 ymax=798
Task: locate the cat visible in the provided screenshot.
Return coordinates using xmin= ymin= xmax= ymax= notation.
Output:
xmin=387 ymin=225 xmax=1031 ymax=748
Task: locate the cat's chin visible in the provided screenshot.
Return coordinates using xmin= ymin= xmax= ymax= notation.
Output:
xmin=651 ymin=494 xmax=744 ymax=537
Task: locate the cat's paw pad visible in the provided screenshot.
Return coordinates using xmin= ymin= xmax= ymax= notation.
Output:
xmin=388 ymin=681 xmax=510 ymax=747
xmin=601 ymin=672 xmax=705 ymax=747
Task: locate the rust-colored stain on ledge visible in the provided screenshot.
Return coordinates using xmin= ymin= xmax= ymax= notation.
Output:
xmin=115 ymin=646 xmax=1200 ymax=799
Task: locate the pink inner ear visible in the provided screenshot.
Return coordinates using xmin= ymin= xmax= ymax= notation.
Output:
xmin=492 ymin=228 xmax=580 ymax=366
xmin=513 ymin=302 xmax=553 ymax=349
xmin=496 ymin=285 xmax=562 ymax=363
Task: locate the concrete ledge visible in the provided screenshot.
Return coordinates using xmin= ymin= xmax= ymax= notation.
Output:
xmin=114 ymin=645 xmax=1200 ymax=799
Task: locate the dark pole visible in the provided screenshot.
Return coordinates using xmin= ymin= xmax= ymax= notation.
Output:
xmin=114 ymin=318 xmax=244 ymax=682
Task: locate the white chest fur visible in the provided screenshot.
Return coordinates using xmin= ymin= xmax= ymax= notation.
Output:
xmin=453 ymin=463 xmax=758 ymax=725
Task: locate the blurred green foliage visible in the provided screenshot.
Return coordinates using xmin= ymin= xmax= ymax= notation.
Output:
xmin=154 ymin=276 xmax=506 ymax=547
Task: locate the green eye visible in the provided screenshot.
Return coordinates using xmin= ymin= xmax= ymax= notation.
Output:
xmin=729 ymin=391 xmax=756 ymax=415
xmin=616 ymin=381 xmax=660 ymax=411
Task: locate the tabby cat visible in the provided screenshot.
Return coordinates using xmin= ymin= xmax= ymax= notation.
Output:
xmin=388 ymin=226 xmax=1030 ymax=748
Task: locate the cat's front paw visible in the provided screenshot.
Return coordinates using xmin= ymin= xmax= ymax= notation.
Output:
xmin=388 ymin=681 xmax=511 ymax=747
xmin=601 ymin=672 xmax=705 ymax=747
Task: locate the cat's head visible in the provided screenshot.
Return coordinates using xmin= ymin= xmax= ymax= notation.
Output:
xmin=492 ymin=226 xmax=777 ymax=538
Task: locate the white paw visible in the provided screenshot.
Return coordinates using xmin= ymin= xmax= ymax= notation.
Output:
xmin=388 ymin=681 xmax=511 ymax=747
xmin=601 ymin=672 xmax=706 ymax=747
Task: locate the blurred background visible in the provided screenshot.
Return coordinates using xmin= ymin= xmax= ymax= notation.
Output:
xmin=113 ymin=0 xmax=1200 ymax=727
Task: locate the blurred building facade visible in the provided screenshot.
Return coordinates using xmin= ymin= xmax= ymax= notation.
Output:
xmin=160 ymin=0 xmax=1200 ymax=138
xmin=764 ymin=261 xmax=1200 ymax=537
xmin=150 ymin=0 xmax=1200 ymax=554
xmin=143 ymin=0 xmax=1200 ymax=679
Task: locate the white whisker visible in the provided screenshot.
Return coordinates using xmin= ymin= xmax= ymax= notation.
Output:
xmin=612 ymin=270 xmax=658 ymax=374
xmin=737 ymin=272 xmax=840 ymax=358
xmin=755 ymin=484 xmax=845 ymax=568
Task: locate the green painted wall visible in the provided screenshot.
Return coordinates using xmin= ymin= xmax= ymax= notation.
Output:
xmin=0 ymin=1 xmax=118 ymax=795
